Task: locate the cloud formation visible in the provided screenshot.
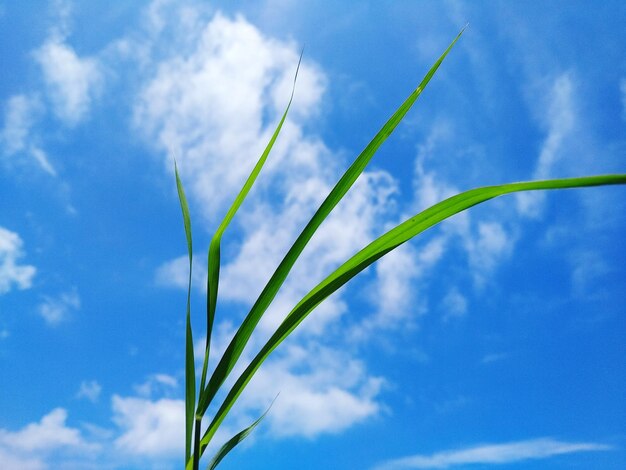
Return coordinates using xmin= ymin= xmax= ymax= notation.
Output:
xmin=112 ymin=395 xmax=184 ymax=457
xmin=134 ymin=11 xmax=327 ymax=218
xmin=0 ymin=408 xmax=97 ymax=470
xmin=34 ymin=40 xmax=103 ymax=127
xmin=76 ymin=380 xmax=102 ymax=403
xmin=140 ymin=6 xmax=395 ymax=438
xmin=374 ymin=437 xmax=611 ymax=469
xmin=516 ymin=73 xmax=575 ymax=217
xmin=37 ymin=289 xmax=81 ymax=325
xmin=241 ymin=343 xmax=384 ymax=438
xmin=0 ymin=94 xmax=54 ymax=175
xmin=0 ymin=227 xmax=36 ymax=295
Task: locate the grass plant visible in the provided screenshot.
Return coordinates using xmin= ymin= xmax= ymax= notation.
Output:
xmin=174 ymin=27 xmax=626 ymax=469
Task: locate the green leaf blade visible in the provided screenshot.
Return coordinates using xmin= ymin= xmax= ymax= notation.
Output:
xmin=175 ymin=164 xmax=196 ymax=465
xmin=205 ymin=400 xmax=274 ymax=470
xmin=198 ymin=174 xmax=626 ymax=452
xmin=197 ymin=26 xmax=466 ymax=421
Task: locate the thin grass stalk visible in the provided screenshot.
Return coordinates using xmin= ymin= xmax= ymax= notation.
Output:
xmin=175 ymin=163 xmax=196 ymax=467
xmin=197 ymin=52 xmax=303 ymax=401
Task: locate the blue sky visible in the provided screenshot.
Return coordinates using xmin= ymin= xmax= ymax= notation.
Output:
xmin=1 ymin=1 xmax=625 ymax=469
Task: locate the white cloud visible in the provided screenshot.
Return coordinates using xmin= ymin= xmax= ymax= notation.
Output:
xmin=0 ymin=409 xmax=88 ymax=452
xmin=0 ymin=94 xmax=55 ymax=175
xmin=141 ymin=5 xmax=381 ymax=345
xmin=37 ymin=289 xmax=80 ymax=325
xmin=110 ymin=390 xmax=240 ymax=463
xmin=463 ymin=221 xmax=513 ymax=288
xmin=415 ymin=145 xmax=515 ymax=292
xmin=0 ymin=447 xmax=44 ymax=470
xmin=0 ymin=95 xmax=41 ymax=155
xmin=34 ymin=39 xmax=102 ymax=126
xmin=29 ymin=146 xmax=56 ymax=176
xmin=134 ymin=11 xmax=328 ymax=219
xmin=369 ymin=245 xmax=422 ymax=325
xmin=76 ymin=380 xmax=102 ymax=403
xmin=49 ymin=0 xmax=74 ymax=42
xmin=133 ymin=373 xmax=179 ymax=398
xmin=0 ymin=408 xmax=97 ymax=470
xmin=352 ymin=237 xmax=445 ymax=341
xmin=155 ymin=253 xmax=207 ymax=291
xmin=413 ymin=156 xmax=458 ymax=214
xmin=516 ymin=73 xmax=575 ymax=217
xmin=373 ymin=437 xmax=611 ymax=469
xmin=441 ymin=287 xmax=467 ymax=321
xmin=112 ymin=395 xmax=184 ymax=457
xmin=241 ymin=343 xmax=384 ymax=438
xmin=569 ymin=249 xmax=610 ymax=299
xmin=192 ymin=331 xmax=383 ymax=441
xmin=532 ymin=74 xmax=575 ymax=180
xmin=0 ymin=227 xmax=36 ymax=295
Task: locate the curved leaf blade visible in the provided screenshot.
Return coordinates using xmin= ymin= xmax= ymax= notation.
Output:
xmin=197 ymin=26 xmax=467 ymax=420
xmin=205 ymin=399 xmax=275 ymax=470
xmin=198 ymin=174 xmax=626 ymax=452
xmin=198 ymin=52 xmax=303 ymax=399
xmin=175 ymin=163 xmax=196 ymax=465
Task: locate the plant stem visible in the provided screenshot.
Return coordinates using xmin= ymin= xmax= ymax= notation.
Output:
xmin=193 ymin=416 xmax=202 ymax=470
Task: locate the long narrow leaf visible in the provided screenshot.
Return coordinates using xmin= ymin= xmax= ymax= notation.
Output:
xmin=197 ymin=26 xmax=467 ymax=419
xmin=205 ymin=398 xmax=276 ymax=470
xmin=197 ymin=174 xmax=626 ymax=452
xmin=198 ymin=52 xmax=303 ymax=400
xmin=175 ymin=163 xmax=196 ymax=466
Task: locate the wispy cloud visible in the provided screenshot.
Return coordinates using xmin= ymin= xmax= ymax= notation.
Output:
xmin=373 ymin=437 xmax=612 ymax=469
xmin=133 ymin=373 xmax=178 ymax=398
xmin=531 ymin=73 xmax=576 ymax=180
xmin=516 ymin=73 xmax=575 ymax=217
xmin=463 ymin=221 xmax=514 ymax=288
xmin=0 ymin=226 xmax=36 ymax=295
xmin=441 ymin=287 xmax=467 ymax=322
xmin=76 ymin=380 xmax=102 ymax=403
xmin=0 ymin=94 xmax=55 ymax=175
xmin=37 ymin=289 xmax=81 ymax=325
xmin=0 ymin=95 xmax=41 ymax=155
xmin=481 ymin=352 xmax=508 ymax=365
xmin=569 ymin=249 xmax=610 ymax=299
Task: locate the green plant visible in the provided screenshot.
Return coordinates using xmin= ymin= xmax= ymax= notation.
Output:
xmin=175 ymin=28 xmax=626 ymax=469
